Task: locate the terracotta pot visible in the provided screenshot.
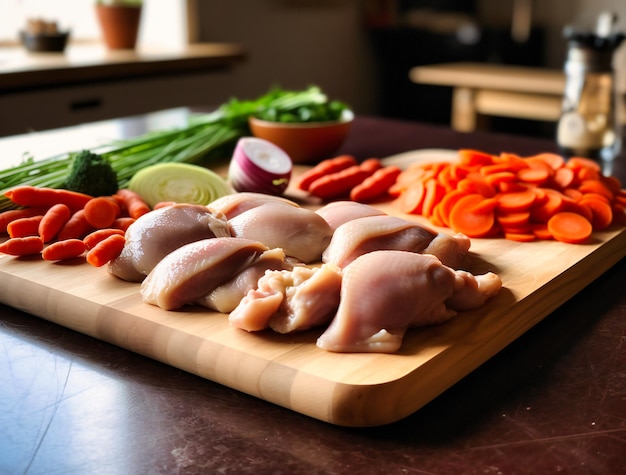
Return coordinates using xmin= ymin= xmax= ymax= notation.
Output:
xmin=95 ymin=4 xmax=142 ymax=50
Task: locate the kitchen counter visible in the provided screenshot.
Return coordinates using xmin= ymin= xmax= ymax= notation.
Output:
xmin=1 ymin=110 xmax=625 ymax=473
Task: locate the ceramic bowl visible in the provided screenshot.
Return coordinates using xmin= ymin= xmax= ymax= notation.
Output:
xmin=248 ymin=109 xmax=354 ymax=164
xmin=20 ymin=30 xmax=70 ymax=53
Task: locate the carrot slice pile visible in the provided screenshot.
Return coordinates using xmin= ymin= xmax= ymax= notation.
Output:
xmin=391 ymin=149 xmax=626 ymax=244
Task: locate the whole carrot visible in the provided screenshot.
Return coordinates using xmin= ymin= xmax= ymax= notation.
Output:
xmin=296 ymin=155 xmax=357 ymax=191
xmin=5 ymin=186 xmax=92 ymax=210
xmin=0 ymin=206 xmax=50 ymax=233
xmin=86 ymin=233 xmax=126 ymax=267
xmin=0 ymin=236 xmax=44 ymax=256
xmin=7 ymin=215 xmax=44 ymax=238
xmin=114 ymin=189 xmax=151 ymax=219
xmin=42 ymin=239 xmax=87 ymax=261
xmin=112 ymin=217 xmax=135 ymax=232
xmin=38 ymin=203 xmax=72 ymax=243
xmin=308 ymin=158 xmax=382 ymax=199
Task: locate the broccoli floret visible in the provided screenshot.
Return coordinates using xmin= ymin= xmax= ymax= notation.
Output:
xmin=64 ymin=150 xmax=118 ymax=197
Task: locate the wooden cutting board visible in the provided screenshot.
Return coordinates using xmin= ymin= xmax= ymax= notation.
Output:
xmin=1 ymin=150 xmax=625 ymax=427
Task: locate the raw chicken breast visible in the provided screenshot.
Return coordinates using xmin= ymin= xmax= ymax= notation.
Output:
xmin=208 ymin=192 xmax=299 ymax=219
xmin=322 ymin=214 xmax=470 ymax=269
xmin=109 ymin=203 xmax=230 ymax=282
xmin=228 ymin=202 xmax=333 ymax=263
xmin=229 ymin=263 xmax=342 ymax=333
xmin=141 ymin=237 xmax=271 ymax=311
xmin=315 ymin=201 xmax=386 ymax=232
xmin=316 ymin=250 xmax=502 ymax=353
xmin=198 ymin=248 xmax=291 ymax=313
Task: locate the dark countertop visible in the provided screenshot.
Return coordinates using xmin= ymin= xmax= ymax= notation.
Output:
xmin=1 ymin=112 xmax=625 ymax=474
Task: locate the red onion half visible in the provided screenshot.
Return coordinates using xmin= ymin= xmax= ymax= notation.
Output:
xmin=228 ymin=137 xmax=293 ymax=195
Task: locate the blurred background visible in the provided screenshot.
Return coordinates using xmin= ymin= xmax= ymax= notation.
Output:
xmin=1 ymin=0 xmax=625 ymax=138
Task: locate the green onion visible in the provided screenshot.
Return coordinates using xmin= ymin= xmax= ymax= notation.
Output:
xmin=0 ymin=86 xmax=343 ymax=212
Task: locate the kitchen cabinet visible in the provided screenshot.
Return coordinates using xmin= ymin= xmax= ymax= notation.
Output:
xmin=0 ymin=42 xmax=245 ymax=136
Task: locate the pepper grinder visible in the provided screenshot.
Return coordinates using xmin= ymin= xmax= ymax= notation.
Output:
xmin=556 ymin=12 xmax=625 ymax=162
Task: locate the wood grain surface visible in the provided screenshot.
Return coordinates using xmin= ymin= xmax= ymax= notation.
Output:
xmin=1 ymin=151 xmax=625 ymax=427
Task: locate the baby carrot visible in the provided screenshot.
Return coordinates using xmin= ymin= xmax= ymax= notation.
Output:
xmin=112 ymin=217 xmax=135 ymax=232
xmin=83 ymin=196 xmax=121 ymax=229
xmin=83 ymin=228 xmax=125 ymax=250
xmin=7 ymin=215 xmax=44 ymax=238
xmin=0 ymin=206 xmax=49 ymax=233
xmin=86 ymin=233 xmax=126 ymax=267
xmin=349 ymin=165 xmax=401 ymax=202
xmin=57 ymin=209 xmax=94 ymax=241
xmin=0 ymin=236 xmax=44 ymax=256
xmin=42 ymin=239 xmax=87 ymax=261
xmin=114 ymin=189 xmax=151 ymax=219
xmin=308 ymin=158 xmax=382 ymax=200
xmin=38 ymin=203 xmax=72 ymax=243
xmin=297 ymin=155 xmax=357 ymax=191
xmin=4 ymin=186 xmax=92 ymax=210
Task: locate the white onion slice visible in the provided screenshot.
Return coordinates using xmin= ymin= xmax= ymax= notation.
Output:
xmin=228 ymin=137 xmax=292 ymax=195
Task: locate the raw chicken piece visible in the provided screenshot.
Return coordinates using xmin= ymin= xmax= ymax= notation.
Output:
xmin=198 ymin=248 xmax=291 ymax=313
xmin=322 ymin=214 xmax=470 ymax=269
xmin=141 ymin=237 xmax=271 ymax=311
xmin=229 ymin=263 xmax=342 ymax=333
xmin=109 ymin=203 xmax=230 ymax=282
xmin=316 ymin=250 xmax=502 ymax=353
xmin=228 ymin=202 xmax=333 ymax=263
xmin=208 ymin=192 xmax=299 ymax=219
xmin=315 ymin=201 xmax=386 ymax=232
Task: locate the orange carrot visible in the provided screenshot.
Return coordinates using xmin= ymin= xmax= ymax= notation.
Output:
xmin=38 ymin=203 xmax=71 ymax=243
xmin=308 ymin=158 xmax=382 ymax=200
xmin=153 ymin=201 xmax=176 ymax=210
xmin=0 ymin=206 xmax=49 ymax=233
xmin=516 ymin=167 xmax=551 ymax=186
xmin=112 ymin=217 xmax=135 ymax=232
xmin=297 ymin=155 xmax=358 ymax=191
xmin=421 ymin=178 xmax=446 ymax=218
xmin=42 ymin=239 xmax=87 ymax=261
xmin=7 ymin=215 xmax=44 ymax=238
xmin=496 ymin=189 xmax=537 ymax=213
xmin=578 ymin=196 xmax=613 ymax=230
xmin=547 ymin=212 xmax=593 ymax=244
xmin=86 ymin=233 xmax=126 ymax=267
xmin=393 ymin=180 xmax=426 ymax=215
xmin=83 ymin=196 xmax=121 ymax=229
xmin=0 ymin=236 xmax=44 ymax=256
xmin=83 ymin=228 xmax=125 ymax=250
xmin=4 ymin=186 xmax=92 ymax=210
xmin=448 ymin=193 xmax=496 ymax=238
xmin=114 ymin=189 xmax=151 ymax=219
xmin=57 ymin=209 xmax=95 ymax=241
xmin=349 ymin=165 xmax=401 ymax=202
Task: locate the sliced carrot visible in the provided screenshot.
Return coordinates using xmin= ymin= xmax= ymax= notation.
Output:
xmin=457 ymin=173 xmax=496 ymax=197
xmin=458 ymin=149 xmax=494 ymax=167
xmin=496 ymin=211 xmax=531 ymax=228
xmin=578 ymin=196 xmax=613 ymax=230
xmin=393 ymin=180 xmax=425 ymax=215
xmin=527 ymin=152 xmax=565 ymax=170
xmin=530 ymin=189 xmax=565 ymax=223
xmin=504 ymin=231 xmax=536 ymax=242
xmin=516 ymin=167 xmax=551 ymax=186
xmin=448 ymin=193 xmax=496 ymax=238
xmin=577 ymin=180 xmax=614 ymax=201
xmin=42 ymin=239 xmax=87 ymax=261
xmin=437 ymin=189 xmax=469 ymax=227
xmin=421 ymin=178 xmax=446 ymax=218
xmin=552 ymin=167 xmax=575 ymax=189
xmin=566 ymin=157 xmax=601 ymax=173
xmin=496 ymin=189 xmax=536 ymax=213
xmin=547 ymin=212 xmax=593 ymax=244
xmin=530 ymin=222 xmax=553 ymax=240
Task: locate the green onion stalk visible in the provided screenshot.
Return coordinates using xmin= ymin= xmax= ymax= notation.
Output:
xmin=0 ymin=86 xmax=338 ymax=212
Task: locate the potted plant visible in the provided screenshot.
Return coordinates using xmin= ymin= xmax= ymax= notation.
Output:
xmin=95 ymin=0 xmax=143 ymax=50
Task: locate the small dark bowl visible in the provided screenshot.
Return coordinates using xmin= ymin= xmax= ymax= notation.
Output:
xmin=20 ymin=30 xmax=70 ymax=53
